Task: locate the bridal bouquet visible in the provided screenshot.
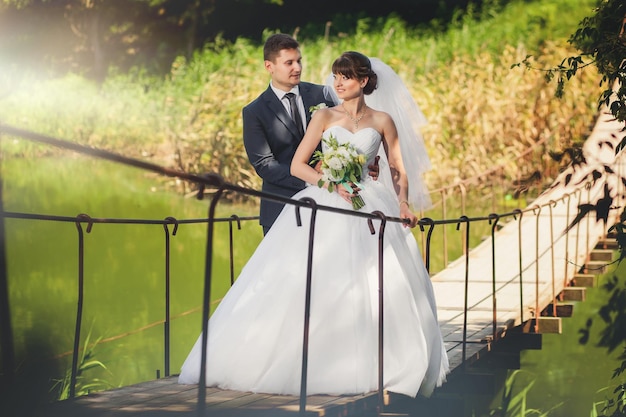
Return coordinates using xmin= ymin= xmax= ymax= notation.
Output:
xmin=310 ymin=134 xmax=367 ymax=210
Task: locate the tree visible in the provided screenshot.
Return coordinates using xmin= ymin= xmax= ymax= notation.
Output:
xmin=0 ymin=0 xmax=486 ymax=78
xmin=0 ymin=0 xmax=224 ymax=78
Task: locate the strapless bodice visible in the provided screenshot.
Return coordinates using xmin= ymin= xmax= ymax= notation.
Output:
xmin=322 ymin=126 xmax=381 ymax=173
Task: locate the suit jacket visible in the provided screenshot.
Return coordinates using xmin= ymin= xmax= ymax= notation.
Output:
xmin=243 ymin=82 xmax=335 ymax=230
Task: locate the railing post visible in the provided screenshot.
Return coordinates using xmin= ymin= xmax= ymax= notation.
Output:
xmin=458 ymin=184 xmax=468 ymax=256
xmin=574 ymin=188 xmax=582 ymax=268
xmin=514 ymin=209 xmax=525 ymax=323
xmin=295 ymin=197 xmax=318 ymax=417
xmin=162 ymin=217 xmax=178 ymax=378
xmin=197 ymin=175 xmax=226 ymax=417
xmin=532 ymin=205 xmax=542 ymax=333
xmin=370 ymin=211 xmax=388 ymax=417
xmin=458 ymin=216 xmax=470 ymax=364
xmin=71 ymin=214 xmax=93 ymax=399
xmin=441 ymin=189 xmax=448 ymax=268
xmin=584 ymin=182 xmax=592 ymax=272
xmin=548 ymin=200 xmax=557 ymax=317
xmin=489 ymin=213 xmax=500 ymax=340
xmin=227 ymin=215 xmax=242 ymax=286
xmin=563 ymin=194 xmax=571 ymax=291
xmin=458 ymin=183 xmax=467 ymax=216
xmin=419 ymin=218 xmax=435 ymax=273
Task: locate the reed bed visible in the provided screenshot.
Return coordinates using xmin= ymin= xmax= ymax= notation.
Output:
xmin=0 ymin=0 xmax=601 ymax=200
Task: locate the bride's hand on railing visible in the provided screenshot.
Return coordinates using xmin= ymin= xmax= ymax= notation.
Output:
xmin=400 ymin=201 xmax=418 ymax=228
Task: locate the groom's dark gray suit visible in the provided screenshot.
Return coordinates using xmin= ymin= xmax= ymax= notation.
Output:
xmin=243 ymin=81 xmax=335 ymax=232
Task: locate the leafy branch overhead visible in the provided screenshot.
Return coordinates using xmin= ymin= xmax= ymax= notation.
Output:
xmin=514 ymin=0 xmax=625 ymax=128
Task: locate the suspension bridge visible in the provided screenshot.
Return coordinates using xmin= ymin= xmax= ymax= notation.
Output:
xmin=1 ymin=98 xmax=625 ymax=417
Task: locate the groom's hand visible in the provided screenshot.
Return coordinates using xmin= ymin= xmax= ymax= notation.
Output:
xmin=368 ymin=156 xmax=380 ymax=180
xmin=337 ymin=182 xmax=360 ymax=203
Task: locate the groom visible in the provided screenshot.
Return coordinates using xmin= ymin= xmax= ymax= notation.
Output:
xmin=242 ymin=34 xmax=337 ymax=234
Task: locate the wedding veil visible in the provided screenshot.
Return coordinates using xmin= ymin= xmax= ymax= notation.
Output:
xmin=324 ymin=57 xmax=433 ymax=211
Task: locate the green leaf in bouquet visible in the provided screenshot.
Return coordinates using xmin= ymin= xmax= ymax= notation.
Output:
xmin=351 ymin=194 xmax=366 ymax=210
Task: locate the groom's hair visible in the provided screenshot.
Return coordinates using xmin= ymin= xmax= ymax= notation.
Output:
xmin=263 ymin=34 xmax=300 ymax=62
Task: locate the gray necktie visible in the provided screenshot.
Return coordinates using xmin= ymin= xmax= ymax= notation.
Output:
xmin=284 ymin=92 xmax=305 ymax=137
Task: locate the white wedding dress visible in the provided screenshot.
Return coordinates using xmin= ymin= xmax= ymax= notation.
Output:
xmin=178 ymin=125 xmax=449 ymax=398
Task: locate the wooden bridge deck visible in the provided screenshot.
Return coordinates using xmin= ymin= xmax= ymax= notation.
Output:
xmin=33 ymin=376 xmax=382 ymax=417
xmin=31 ymin=109 xmax=625 ymax=416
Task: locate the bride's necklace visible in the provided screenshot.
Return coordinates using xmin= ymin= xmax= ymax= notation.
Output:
xmin=342 ymin=104 xmax=366 ymax=129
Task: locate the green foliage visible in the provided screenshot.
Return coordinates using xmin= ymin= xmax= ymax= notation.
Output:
xmin=579 ymin=265 xmax=626 ymax=416
xmin=516 ymin=0 xmax=625 ymax=122
xmin=578 ymin=275 xmax=626 ymax=352
xmin=486 ymin=370 xmax=563 ymax=417
xmin=0 ymin=0 xmax=601 ymax=203
xmin=569 ymin=0 xmax=625 ymax=121
xmin=50 ymin=328 xmax=114 ymax=400
xmin=590 ymin=345 xmax=626 ymax=416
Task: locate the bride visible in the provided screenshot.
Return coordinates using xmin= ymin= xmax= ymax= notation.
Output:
xmin=178 ymin=51 xmax=449 ymax=398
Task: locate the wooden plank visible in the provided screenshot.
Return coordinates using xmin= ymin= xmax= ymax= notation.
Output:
xmin=590 ymin=249 xmax=614 ymax=261
xmin=530 ymin=317 xmax=562 ymax=334
xmin=561 ymin=287 xmax=586 ymax=302
xmin=583 ymin=260 xmax=609 ymax=274
xmin=573 ymin=273 xmax=597 ymax=287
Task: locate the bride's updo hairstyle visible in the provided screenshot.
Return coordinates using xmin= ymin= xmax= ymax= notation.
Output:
xmin=332 ymin=51 xmax=378 ymax=95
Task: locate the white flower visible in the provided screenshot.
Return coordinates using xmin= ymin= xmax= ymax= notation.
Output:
xmin=327 ymin=156 xmax=343 ymax=170
xmin=309 ymin=103 xmax=328 ymax=116
xmin=321 ymin=167 xmax=342 ymax=182
xmin=337 ymin=147 xmax=352 ymax=160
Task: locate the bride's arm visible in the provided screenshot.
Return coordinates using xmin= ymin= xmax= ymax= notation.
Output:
xmin=290 ymin=111 xmax=328 ymax=186
xmin=381 ymin=114 xmax=418 ymax=228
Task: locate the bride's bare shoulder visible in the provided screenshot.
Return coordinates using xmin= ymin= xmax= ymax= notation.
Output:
xmin=313 ymin=105 xmax=344 ymax=120
xmin=368 ymin=108 xmax=394 ymax=125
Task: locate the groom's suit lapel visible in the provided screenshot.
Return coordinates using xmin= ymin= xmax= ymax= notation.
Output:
xmin=300 ymin=83 xmax=316 ymax=126
xmin=261 ymin=87 xmax=301 ymax=139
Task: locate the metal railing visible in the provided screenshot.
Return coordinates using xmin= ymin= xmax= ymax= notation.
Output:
xmin=1 ymin=123 xmax=623 ymax=417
